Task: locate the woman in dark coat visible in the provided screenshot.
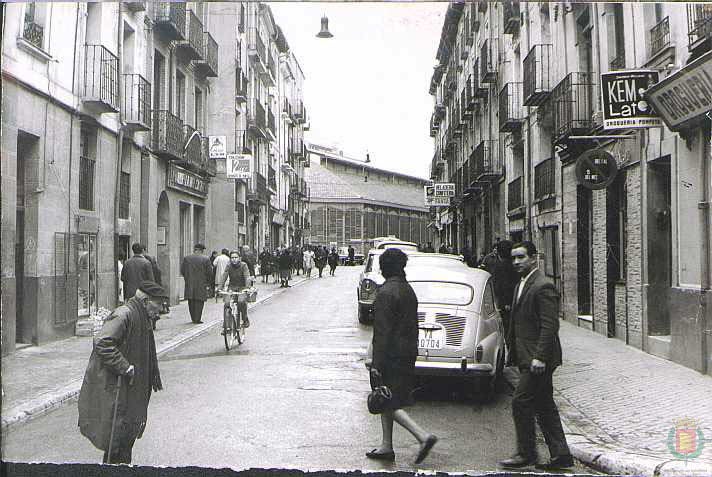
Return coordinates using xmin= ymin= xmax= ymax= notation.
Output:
xmin=367 ymin=248 xmax=438 ymax=464
xmin=314 ymin=246 xmax=328 ymax=278
xmin=327 ymin=248 xmax=339 ymax=276
xmin=258 ymin=247 xmax=273 ymax=283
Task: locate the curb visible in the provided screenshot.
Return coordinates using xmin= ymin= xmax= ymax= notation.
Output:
xmin=1 ymin=276 xmax=309 ymax=432
xmin=502 ymin=367 xmax=712 ymax=477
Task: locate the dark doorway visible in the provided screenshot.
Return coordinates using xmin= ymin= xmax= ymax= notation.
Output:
xmin=577 ymin=185 xmax=593 ymax=315
xmin=647 ymin=157 xmax=672 ymax=336
xmin=606 ymin=172 xmax=626 ymax=338
xmin=16 ymin=134 xmax=30 ymax=344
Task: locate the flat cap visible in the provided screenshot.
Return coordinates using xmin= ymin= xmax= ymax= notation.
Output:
xmin=138 ymin=280 xmax=168 ymax=298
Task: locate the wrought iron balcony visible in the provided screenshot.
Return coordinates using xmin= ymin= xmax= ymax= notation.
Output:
xmin=125 ymin=1 xmax=146 ymax=12
xmin=195 ymin=31 xmax=218 ymax=77
xmin=256 ymin=172 xmax=272 ymax=200
xmin=473 ymin=59 xmax=488 ymax=99
xmin=282 ymin=98 xmax=293 ymax=122
xmin=499 ymin=82 xmax=524 ymax=132
xmin=235 ymin=129 xmax=251 ymax=154
xmin=179 ymin=124 xmax=205 ymax=172
xmin=267 ymin=108 xmax=276 ymax=141
xmin=552 ymin=72 xmax=595 ymax=143
xmin=83 ymin=45 xmax=119 ymax=113
xmin=429 ymin=114 xmax=439 ymax=137
xmin=122 ymin=74 xmax=151 ymax=132
xmin=464 ymin=76 xmax=475 ymax=112
xmin=480 ymin=39 xmax=498 ymax=84
xmin=153 ymin=2 xmax=186 ymax=41
xmin=688 ymin=4 xmax=712 ymax=51
xmin=23 ymin=19 xmax=44 ymax=50
xmin=507 ymin=177 xmax=524 ymax=212
xmin=523 ymin=44 xmax=553 ymax=106
xmin=235 ymin=67 xmax=248 ymax=103
xmin=152 ymin=110 xmax=184 ymax=160
xmin=534 ymin=157 xmax=555 ymax=202
xmin=503 ymin=1 xmax=520 ymax=34
xmin=473 ymin=139 xmax=502 ymax=182
xmin=247 ymin=102 xmax=267 ymax=139
xmin=453 ymin=102 xmax=463 ymax=137
xmin=268 ymin=166 xmax=277 ymax=191
xmin=260 ymin=54 xmax=277 ymax=87
xmin=649 ymin=16 xmax=671 ymax=57
xmin=248 ymin=28 xmax=267 ymax=75
xmin=177 ymin=10 xmax=203 ymax=61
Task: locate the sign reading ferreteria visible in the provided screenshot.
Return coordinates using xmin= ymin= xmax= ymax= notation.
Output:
xmin=645 ymin=50 xmax=712 ymax=132
xmin=167 ymin=164 xmax=208 ymax=197
xmin=576 ymin=149 xmax=618 ymax=190
xmin=601 ymin=70 xmax=661 ymax=130
xmin=424 ymin=183 xmax=454 ymax=206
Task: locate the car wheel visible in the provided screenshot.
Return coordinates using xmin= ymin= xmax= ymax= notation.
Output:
xmin=472 ymin=350 xmax=503 ymax=404
xmin=358 ymin=304 xmax=371 ymax=324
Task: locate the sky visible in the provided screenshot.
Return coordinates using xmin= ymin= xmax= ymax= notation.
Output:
xmin=269 ymin=2 xmax=447 ymax=180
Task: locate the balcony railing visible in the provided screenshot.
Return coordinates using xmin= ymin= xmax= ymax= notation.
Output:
xmin=552 ymin=72 xmax=595 ymax=142
xmin=453 ymin=101 xmax=463 ymax=136
xmin=122 ymin=73 xmax=151 ymax=131
xmin=264 ymin=54 xmax=277 ymax=86
xmin=507 ymin=177 xmax=524 ymax=212
xmin=248 ymin=102 xmax=267 ymax=139
xmin=499 ymin=82 xmax=524 ymax=132
xmin=534 ymin=158 xmax=555 ymax=201
xmin=83 ymin=45 xmax=119 ymax=113
xmin=267 ymin=108 xmax=276 ymax=140
xmin=480 ymin=39 xmax=498 ymax=84
xmin=473 ymin=140 xmax=502 ymax=181
xmin=235 ymin=129 xmax=251 ymax=154
xmin=125 ymin=1 xmax=146 ymax=13
xmin=180 ymin=124 xmax=205 ymax=172
xmin=268 ymin=166 xmax=277 ymax=191
xmin=688 ymin=4 xmax=712 ymax=50
xmin=473 ymin=59 xmax=488 ymax=99
xmin=461 ymin=80 xmax=473 ymax=119
xmin=523 ymin=44 xmax=553 ymax=106
xmin=153 ymin=2 xmax=186 ymax=41
xmin=650 ymin=16 xmax=670 ymax=57
xmin=430 ymin=114 xmax=439 ymax=137
xmin=610 ymin=52 xmax=625 ymax=70
xmin=177 ymin=10 xmax=203 ymax=60
xmin=503 ymin=1 xmax=520 ymax=34
xmin=195 ymin=31 xmax=218 ymax=77
xmin=22 ymin=19 xmax=44 ymax=50
xmin=248 ymin=28 xmax=267 ymax=74
xmin=235 ymin=67 xmax=248 ymax=103
xmin=152 ymin=110 xmax=184 ymax=160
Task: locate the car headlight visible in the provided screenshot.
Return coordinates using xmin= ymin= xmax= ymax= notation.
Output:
xmin=361 ymin=279 xmax=377 ymax=298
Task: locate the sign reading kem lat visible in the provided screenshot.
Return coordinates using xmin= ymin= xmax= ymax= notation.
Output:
xmin=601 ymin=70 xmax=662 ymax=130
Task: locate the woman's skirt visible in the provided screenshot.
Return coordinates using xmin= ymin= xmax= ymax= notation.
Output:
xmin=373 ymin=358 xmax=416 ymax=410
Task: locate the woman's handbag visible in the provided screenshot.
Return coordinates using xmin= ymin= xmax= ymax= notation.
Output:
xmin=367 ymin=368 xmax=392 ymax=415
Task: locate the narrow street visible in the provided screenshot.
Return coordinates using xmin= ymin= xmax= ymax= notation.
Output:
xmin=2 ymin=267 xmax=597 ymax=474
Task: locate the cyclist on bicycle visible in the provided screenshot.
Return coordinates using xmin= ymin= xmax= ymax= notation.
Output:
xmin=217 ymin=250 xmax=253 ymax=330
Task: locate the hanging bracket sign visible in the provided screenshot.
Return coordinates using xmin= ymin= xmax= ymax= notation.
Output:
xmin=575 ymin=149 xmax=618 ymax=190
xmin=208 ymin=135 xmax=227 ymax=159
xmin=424 ymin=185 xmax=451 ymax=206
xmin=226 ymin=154 xmax=252 ymax=180
xmin=600 ymin=70 xmax=661 ymax=130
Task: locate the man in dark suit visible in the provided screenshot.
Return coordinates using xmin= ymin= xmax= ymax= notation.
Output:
xmin=120 ymin=243 xmax=155 ymax=301
xmin=499 ymin=241 xmax=573 ymax=471
xmin=180 ymin=243 xmax=213 ymax=324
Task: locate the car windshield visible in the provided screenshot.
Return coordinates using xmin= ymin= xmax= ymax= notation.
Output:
xmin=409 ymin=281 xmax=474 ymax=306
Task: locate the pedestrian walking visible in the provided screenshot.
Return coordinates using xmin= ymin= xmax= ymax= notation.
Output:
xmin=479 ymin=244 xmax=499 ymax=273
xmin=348 ymin=245 xmax=355 ymax=265
xmin=214 ymin=248 xmax=231 ymax=290
xmin=279 ymin=249 xmax=292 ymax=287
xmin=271 ymin=249 xmax=280 ymax=284
xmin=241 ymin=245 xmax=257 ymax=277
xmin=120 ymin=243 xmax=155 ymax=300
xmin=490 ymin=240 xmax=518 ymax=354
xmin=315 ymin=246 xmax=327 ymax=278
xmin=367 ymin=248 xmax=438 ymax=464
xmin=303 ymin=246 xmax=315 ymax=278
xmin=180 ymin=243 xmax=213 ymax=324
xmin=258 ymin=247 xmax=273 ymax=283
xmin=327 ymin=248 xmax=339 ymax=276
xmin=78 ymin=280 xmax=166 ymax=464
xmin=499 ymin=241 xmax=573 ymax=471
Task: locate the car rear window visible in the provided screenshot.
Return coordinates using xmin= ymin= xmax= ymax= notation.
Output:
xmin=409 ymin=281 xmax=474 ymax=306
xmin=367 ymin=254 xmax=463 ymax=273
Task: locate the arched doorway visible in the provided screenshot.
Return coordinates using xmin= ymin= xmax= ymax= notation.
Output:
xmin=157 ymin=191 xmax=171 ymax=301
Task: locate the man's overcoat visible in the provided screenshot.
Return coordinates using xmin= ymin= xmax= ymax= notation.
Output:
xmin=180 ymin=253 xmax=213 ymax=301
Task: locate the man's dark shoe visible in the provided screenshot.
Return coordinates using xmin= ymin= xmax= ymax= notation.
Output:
xmin=498 ymin=454 xmax=537 ymax=468
xmin=535 ymin=454 xmax=574 ymax=471
xmin=414 ymin=434 xmax=438 ymax=464
xmin=366 ymin=449 xmax=395 ymax=462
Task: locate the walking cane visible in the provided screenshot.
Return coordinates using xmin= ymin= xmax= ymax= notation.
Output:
xmin=106 ymin=374 xmax=123 ymax=464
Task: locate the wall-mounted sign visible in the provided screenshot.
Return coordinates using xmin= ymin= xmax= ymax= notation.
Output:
xmin=425 ymin=185 xmax=451 ymax=206
xmin=434 ymin=183 xmax=456 ymax=196
xmin=167 ymin=164 xmax=208 ymax=197
xmin=601 ymin=70 xmax=661 ymax=130
xmin=645 ymin=50 xmax=712 ymax=132
xmin=575 ymin=149 xmax=618 ymax=190
xmin=208 ymin=136 xmax=227 ymax=159
xmin=226 ymin=154 xmax=252 ymax=179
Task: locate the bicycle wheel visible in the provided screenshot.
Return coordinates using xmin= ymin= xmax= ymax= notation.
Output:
xmin=235 ymin=306 xmax=245 ymax=345
xmin=223 ymin=306 xmax=232 ymax=351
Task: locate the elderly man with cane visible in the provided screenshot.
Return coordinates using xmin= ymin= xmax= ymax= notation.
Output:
xmin=78 ymin=280 xmax=167 ymax=464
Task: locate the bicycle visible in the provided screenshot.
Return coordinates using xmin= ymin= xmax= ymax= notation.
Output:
xmin=217 ymin=289 xmax=248 ymax=350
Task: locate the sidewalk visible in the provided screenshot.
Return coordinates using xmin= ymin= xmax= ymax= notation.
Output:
xmin=504 ymin=319 xmax=712 ymax=477
xmin=1 ymin=274 xmax=308 ymax=431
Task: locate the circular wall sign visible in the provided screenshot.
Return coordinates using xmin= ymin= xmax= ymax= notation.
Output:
xmin=575 ymin=149 xmax=618 ymax=190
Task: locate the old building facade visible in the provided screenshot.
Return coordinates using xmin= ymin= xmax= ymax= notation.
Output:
xmin=1 ymin=1 xmax=309 ymax=353
xmin=429 ymin=2 xmax=712 ymax=375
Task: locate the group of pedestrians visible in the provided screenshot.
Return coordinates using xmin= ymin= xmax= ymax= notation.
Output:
xmin=253 ymin=245 xmax=341 ymax=286
xmin=367 ymin=241 xmax=572 ymax=470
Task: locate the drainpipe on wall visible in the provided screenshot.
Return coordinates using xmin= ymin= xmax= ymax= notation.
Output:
xmin=66 ymin=3 xmax=80 ymax=291
xmin=700 ymin=125 xmax=711 ymax=375
xmin=113 ymin=3 xmax=125 ymax=307
xmin=640 ymin=130 xmax=649 ymax=352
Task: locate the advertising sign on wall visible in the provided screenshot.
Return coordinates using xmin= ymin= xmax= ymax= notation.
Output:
xmin=601 ymin=70 xmax=661 ymax=130
xmin=575 ymin=149 xmax=618 ymax=190
xmin=208 ymin=136 xmax=227 ymax=159
xmin=424 ymin=185 xmax=451 ymax=206
xmin=226 ymin=154 xmax=252 ymax=180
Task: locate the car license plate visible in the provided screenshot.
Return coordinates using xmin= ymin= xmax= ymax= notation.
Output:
xmin=418 ymin=327 xmax=444 ymax=350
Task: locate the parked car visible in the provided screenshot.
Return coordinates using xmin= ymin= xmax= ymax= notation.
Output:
xmin=357 ymin=250 xmax=464 ymax=323
xmin=338 ymin=246 xmax=365 ymax=265
xmin=362 ymin=256 xmax=505 ymax=401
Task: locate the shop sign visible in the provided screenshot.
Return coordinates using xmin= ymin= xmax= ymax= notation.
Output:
xmin=227 ymin=154 xmax=252 ymax=180
xmin=424 ymin=185 xmax=451 ymax=206
xmin=645 ymin=50 xmax=712 ymax=132
xmin=273 ymin=211 xmax=285 ymax=226
xmin=601 ymin=70 xmax=661 ymax=129
xmin=208 ymin=136 xmax=227 ymax=159
xmin=575 ymin=149 xmax=618 ymax=190
xmin=167 ymin=164 xmax=208 ymax=197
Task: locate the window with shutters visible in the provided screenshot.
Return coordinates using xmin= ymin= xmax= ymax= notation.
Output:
xmin=79 ymin=126 xmax=96 ymax=211
xmin=119 ymin=172 xmax=130 ymax=219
